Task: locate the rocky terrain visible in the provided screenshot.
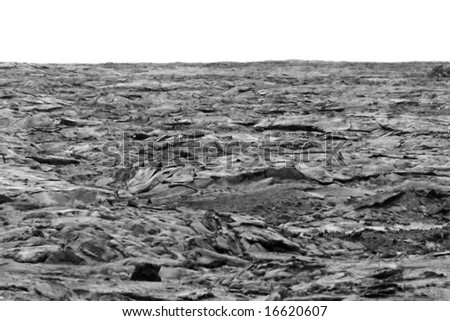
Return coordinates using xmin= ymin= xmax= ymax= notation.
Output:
xmin=1 ymin=61 xmax=450 ymax=300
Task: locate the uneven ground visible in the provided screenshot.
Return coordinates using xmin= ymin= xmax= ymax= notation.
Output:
xmin=1 ymin=61 xmax=450 ymax=300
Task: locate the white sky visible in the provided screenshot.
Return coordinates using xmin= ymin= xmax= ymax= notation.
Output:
xmin=1 ymin=0 xmax=449 ymax=63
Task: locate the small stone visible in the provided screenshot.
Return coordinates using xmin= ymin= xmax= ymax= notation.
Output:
xmin=130 ymin=263 xmax=161 ymax=282
xmin=45 ymin=249 xmax=85 ymax=265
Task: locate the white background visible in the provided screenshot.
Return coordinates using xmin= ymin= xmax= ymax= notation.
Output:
xmin=0 ymin=0 xmax=449 ymax=63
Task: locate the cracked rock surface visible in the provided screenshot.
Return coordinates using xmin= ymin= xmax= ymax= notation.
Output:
xmin=1 ymin=61 xmax=450 ymax=300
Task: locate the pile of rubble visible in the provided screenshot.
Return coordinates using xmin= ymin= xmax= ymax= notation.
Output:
xmin=428 ymin=64 xmax=450 ymax=79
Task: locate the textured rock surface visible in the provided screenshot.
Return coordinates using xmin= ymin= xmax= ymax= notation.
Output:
xmin=1 ymin=61 xmax=450 ymax=300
